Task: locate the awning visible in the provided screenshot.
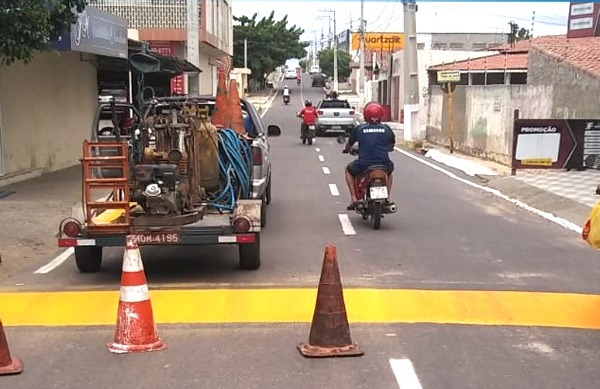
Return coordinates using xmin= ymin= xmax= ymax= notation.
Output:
xmin=128 ymin=39 xmax=201 ymax=74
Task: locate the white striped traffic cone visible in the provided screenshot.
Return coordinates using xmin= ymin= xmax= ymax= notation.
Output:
xmin=107 ymin=235 xmax=166 ymax=354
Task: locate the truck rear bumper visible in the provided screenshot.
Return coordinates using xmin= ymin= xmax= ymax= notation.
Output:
xmin=59 ymin=231 xmax=256 ymax=248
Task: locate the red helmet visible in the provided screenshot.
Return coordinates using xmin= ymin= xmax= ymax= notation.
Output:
xmin=363 ymin=102 xmax=384 ymax=123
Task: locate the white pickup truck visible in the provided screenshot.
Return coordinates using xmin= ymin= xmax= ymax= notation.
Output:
xmin=315 ymin=99 xmax=359 ymax=136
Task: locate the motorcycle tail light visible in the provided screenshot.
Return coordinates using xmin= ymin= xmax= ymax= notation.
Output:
xmin=251 ymin=147 xmax=262 ymax=166
xmin=233 ymin=216 xmax=251 ymax=233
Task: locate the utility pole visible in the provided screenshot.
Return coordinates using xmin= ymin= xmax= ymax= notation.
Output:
xmin=402 ymin=0 xmax=420 ymax=141
xmin=186 ymin=0 xmax=200 ymax=94
xmin=320 ymin=9 xmax=339 ymax=91
xmin=359 ymin=0 xmax=365 ymax=105
xmin=243 ymin=38 xmax=248 ymax=69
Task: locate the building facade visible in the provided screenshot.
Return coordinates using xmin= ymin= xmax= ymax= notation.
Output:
xmin=90 ymin=0 xmax=233 ymax=96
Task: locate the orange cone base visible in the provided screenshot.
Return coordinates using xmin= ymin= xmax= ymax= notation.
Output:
xmin=0 ymin=357 xmax=23 ymax=375
xmin=297 ymin=342 xmax=364 ymax=358
xmin=107 ymin=339 xmax=166 ymax=354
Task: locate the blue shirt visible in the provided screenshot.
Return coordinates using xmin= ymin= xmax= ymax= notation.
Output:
xmin=347 ymin=123 xmax=395 ymax=170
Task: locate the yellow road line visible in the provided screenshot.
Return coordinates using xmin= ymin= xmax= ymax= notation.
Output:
xmin=1 ymin=289 xmax=599 ymax=329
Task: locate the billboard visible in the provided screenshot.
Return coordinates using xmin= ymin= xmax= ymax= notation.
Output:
xmin=512 ymin=119 xmax=600 ymax=170
xmin=567 ymin=2 xmax=600 ymax=38
xmin=351 ymin=32 xmax=404 ymax=51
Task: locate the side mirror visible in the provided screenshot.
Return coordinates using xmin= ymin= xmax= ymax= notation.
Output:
xmin=296 ymin=112 xmax=301 ymax=117
xmin=267 ymin=125 xmax=282 ymax=137
xmin=336 ymin=134 xmax=346 ymax=144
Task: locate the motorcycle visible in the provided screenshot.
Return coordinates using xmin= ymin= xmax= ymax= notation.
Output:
xmin=283 ymin=94 xmax=290 ymax=105
xmin=297 ymin=112 xmax=315 ymax=145
xmin=296 ymin=78 xmax=301 ymax=85
xmin=337 ymin=135 xmax=397 ymax=229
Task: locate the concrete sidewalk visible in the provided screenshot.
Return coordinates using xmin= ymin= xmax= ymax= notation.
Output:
xmin=0 ymin=165 xmax=82 ymax=282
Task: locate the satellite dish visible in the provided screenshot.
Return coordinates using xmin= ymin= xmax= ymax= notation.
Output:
xmin=129 ymin=53 xmax=161 ymax=74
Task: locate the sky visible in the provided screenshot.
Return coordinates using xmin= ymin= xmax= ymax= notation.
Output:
xmin=231 ymin=1 xmax=571 ymax=42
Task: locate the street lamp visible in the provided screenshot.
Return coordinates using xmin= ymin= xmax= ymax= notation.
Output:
xmin=320 ymin=9 xmax=338 ymax=92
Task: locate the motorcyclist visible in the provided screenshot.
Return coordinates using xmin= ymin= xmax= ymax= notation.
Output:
xmin=282 ymin=85 xmax=290 ymax=103
xmin=343 ymin=102 xmax=395 ymax=210
xmin=298 ymin=99 xmax=318 ymax=139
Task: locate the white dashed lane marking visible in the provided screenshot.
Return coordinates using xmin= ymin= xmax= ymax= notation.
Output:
xmin=338 ymin=214 xmax=356 ymax=236
xmin=318 ymin=155 xmax=325 ymax=162
xmin=328 ymin=184 xmax=340 ymax=196
xmin=389 ymin=359 xmax=424 ymax=389
xmin=323 ymin=167 xmax=331 ymax=175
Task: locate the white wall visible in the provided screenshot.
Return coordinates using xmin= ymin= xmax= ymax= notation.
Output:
xmin=0 ymin=51 xmax=97 ymax=176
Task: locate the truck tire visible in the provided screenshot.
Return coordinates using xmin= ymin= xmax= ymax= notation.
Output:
xmin=239 ymin=233 xmax=261 ymax=270
xmin=265 ymin=175 xmax=272 ymax=205
xmin=75 ymin=246 xmax=103 ymax=273
xmin=260 ymin=193 xmax=267 ymax=227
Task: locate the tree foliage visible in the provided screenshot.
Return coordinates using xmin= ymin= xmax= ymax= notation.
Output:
xmin=233 ymin=11 xmax=309 ymax=84
xmin=0 ymin=0 xmax=88 ymax=65
xmin=317 ymin=49 xmax=352 ymax=79
xmin=508 ymin=21 xmax=532 ymax=43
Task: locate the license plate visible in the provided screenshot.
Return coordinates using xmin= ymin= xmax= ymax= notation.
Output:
xmin=370 ymin=186 xmax=388 ymax=200
xmin=308 ymin=125 xmax=315 ymax=130
xmin=131 ymin=231 xmax=180 ymax=245
xmin=332 ymin=126 xmax=341 ymax=130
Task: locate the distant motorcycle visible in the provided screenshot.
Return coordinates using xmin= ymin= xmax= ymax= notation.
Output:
xmin=283 ymin=94 xmax=290 ymax=105
xmin=338 ymin=135 xmax=396 ymax=229
xmin=297 ymin=78 xmax=301 ymax=85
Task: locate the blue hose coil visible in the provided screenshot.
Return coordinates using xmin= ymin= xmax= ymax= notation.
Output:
xmin=207 ymin=128 xmax=253 ymax=211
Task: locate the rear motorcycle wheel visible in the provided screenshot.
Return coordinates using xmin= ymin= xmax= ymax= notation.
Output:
xmin=370 ymin=202 xmax=383 ymax=230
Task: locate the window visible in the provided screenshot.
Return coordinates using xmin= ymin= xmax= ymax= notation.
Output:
xmin=472 ymin=43 xmax=487 ymax=50
xmin=433 ymin=43 xmax=447 ymax=50
xmin=417 ymin=43 xmax=425 ymax=50
xmin=449 ymin=43 xmax=464 ymax=50
xmin=486 ymin=73 xmax=505 ymax=85
xmin=510 ymin=73 xmax=527 ymax=84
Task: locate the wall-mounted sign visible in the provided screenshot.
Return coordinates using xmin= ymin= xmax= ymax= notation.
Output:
xmin=512 ymin=119 xmax=600 ymax=170
xmin=437 ymin=70 xmax=461 ymax=83
xmin=351 ymin=32 xmax=405 ymax=51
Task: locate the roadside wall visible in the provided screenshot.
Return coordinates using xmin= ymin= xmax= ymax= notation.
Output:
xmin=528 ymin=48 xmax=600 ymax=119
xmin=427 ymin=84 xmax=553 ymax=165
xmin=0 ymin=51 xmax=97 ymax=176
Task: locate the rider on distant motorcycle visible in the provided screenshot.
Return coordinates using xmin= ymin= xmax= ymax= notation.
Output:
xmin=298 ymin=99 xmax=318 ymax=139
xmin=343 ymin=102 xmax=395 ymax=210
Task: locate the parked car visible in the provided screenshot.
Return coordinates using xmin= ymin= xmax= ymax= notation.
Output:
xmin=315 ymin=98 xmax=359 ymax=136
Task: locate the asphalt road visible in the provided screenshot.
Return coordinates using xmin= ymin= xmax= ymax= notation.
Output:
xmin=1 ymin=75 xmax=600 ymax=388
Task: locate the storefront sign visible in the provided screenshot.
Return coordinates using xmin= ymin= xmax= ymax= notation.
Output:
xmin=171 ymin=75 xmax=185 ymax=95
xmin=150 ymin=41 xmax=175 ymax=56
xmin=512 ymin=119 xmax=600 ymax=170
xmin=351 ymin=32 xmax=404 ymax=51
xmin=51 ymin=6 xmax=128 ymax=59
xmin=567 ymin=2 xmax=600 ymax=38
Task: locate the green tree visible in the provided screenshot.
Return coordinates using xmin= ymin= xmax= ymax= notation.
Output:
xmin=299 ymin=59 xmax=308 ymax=71
xmin=508 ymin=21 xmax=532 ymax=44
xmin=233 ymin=11 xmax=309 ymax=85
xmin=0 ymin=0 xmax=88 ymax=65
xmin=317 ymin=48 xmax=352 ymax=79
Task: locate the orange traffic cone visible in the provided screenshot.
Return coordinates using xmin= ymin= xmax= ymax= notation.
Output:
xmin=107 ymin=236 xmax=166 ymax=354
xmin=0 ymin=318 xmax=23 ymax=375
xmin=227 ymin=78 xmax=246 ymax=135
xmin=212 ymin=69 xmax=228 ymax=128
xmin=298 ymin=245 xmax=364 ymax=358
